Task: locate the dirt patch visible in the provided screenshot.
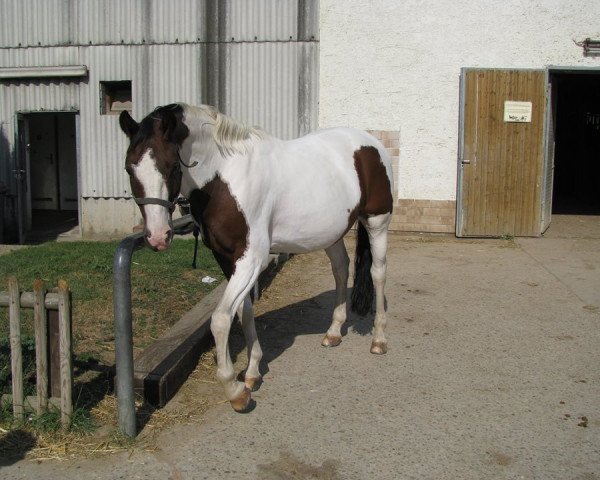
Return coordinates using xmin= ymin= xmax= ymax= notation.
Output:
xmin=257 ymin=452 xmax=341 ymax=480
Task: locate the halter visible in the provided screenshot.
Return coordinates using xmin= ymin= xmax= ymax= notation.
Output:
xmin=133 ymin=149 xmax=197 ymax=213
xmin=134 ymin=196 xmax=179 ymax=213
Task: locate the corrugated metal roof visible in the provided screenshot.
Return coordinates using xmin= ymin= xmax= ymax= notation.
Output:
xmin=227 ymin=0 xmax=299 ymax=42
xmin=0 ymin=0 xmax=208 ymax=48
xmin=0 ymin=0 xmax=318 ymax=48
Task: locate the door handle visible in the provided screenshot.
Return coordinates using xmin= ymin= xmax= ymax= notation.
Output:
xmin=461 ymin=159 xmax=471 ymax=165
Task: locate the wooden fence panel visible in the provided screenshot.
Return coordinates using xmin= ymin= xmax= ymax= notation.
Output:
xmin=1 ymin=279 xmax=72 ymax=428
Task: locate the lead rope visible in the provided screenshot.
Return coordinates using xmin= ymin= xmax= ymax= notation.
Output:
xmin=178 ymin=149 xmax=198 ymax=168
xmin=191 ymin=224 xmax=200 ymax=269
xmin=176 ymin=149 xmax=200 ymax=268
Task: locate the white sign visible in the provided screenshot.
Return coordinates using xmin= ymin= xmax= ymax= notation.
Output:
xmin=504 ymin=101 xmax=532 ymax=123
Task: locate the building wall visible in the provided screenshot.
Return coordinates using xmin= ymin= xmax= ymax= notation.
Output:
xmin=319 ymin=0 xmax=600 ymax=231
xmin=0 ymin=0 xmax=319 ymax=239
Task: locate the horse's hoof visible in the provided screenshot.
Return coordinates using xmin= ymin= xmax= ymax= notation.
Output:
xmin=245 ymin=376 xmax=263 ymax=392
xmin=370 ymin=341 xmax=388 ymax=355
xmin=230 ymin=387 xmax=252 ymax=412
xmin=321 ymin=334 xmax=342 ymax=347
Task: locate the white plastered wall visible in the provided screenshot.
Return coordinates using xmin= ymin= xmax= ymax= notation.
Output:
xmin=319 ymin=0 xmax=600 ymax=201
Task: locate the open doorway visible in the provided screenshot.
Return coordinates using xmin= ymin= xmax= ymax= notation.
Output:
xmin=23 ymin=112 xmax=79 ymax=242
xmin=551 ymin=71 xmax=600 ymax=215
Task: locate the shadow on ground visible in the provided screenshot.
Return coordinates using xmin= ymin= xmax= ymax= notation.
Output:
xmin=228 ymin=288 xmax=377 ymax=378
xmin=0 ymin=429 xmax=37 ymax=466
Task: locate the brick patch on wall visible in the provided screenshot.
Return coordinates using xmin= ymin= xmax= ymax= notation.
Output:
xmin=367 ymin=130 xmax=399 ymax=201
xmin=390 ymin=199 xmax=456 ymax=233
xmin=366 ymin=130 xmax=455 ymax=234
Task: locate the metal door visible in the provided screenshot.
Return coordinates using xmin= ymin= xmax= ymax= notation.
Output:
xmin=14 ymin=114 xmax=30 ymax=244
xmin=456 ymin=69 xmax=547 ymax=237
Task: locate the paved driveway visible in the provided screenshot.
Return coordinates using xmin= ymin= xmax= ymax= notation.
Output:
xmin=2 ymin=215 xmax=599 ymax=479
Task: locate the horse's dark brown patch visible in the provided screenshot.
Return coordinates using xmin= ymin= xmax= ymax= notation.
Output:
xmin=188 ymin=175 xmax=249 ymax=279
xmin=352 ymin=145 xmax=394 ymax=218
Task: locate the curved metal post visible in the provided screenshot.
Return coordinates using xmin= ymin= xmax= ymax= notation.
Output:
xmin=113 ymin=235 xmax=144 ymax=437
xmin=113 ymin=215 xmax=196 ymax=437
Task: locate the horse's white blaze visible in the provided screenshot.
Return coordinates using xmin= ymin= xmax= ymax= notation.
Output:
xmin=134 ymin=149 xmax=171 ymax=249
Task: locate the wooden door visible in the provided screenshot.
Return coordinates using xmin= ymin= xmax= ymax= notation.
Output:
xmin=457 ymin=69 xmax=547 ymax=237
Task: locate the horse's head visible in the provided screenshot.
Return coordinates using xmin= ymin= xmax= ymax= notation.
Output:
xmin=119 ymin=104 xmax=189 ymax=251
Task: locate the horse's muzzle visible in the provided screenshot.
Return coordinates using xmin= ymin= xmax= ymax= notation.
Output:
xmin=144 ymin=228 xmax=173 ymax=251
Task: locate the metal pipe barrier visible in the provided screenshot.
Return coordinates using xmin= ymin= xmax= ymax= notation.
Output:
xmin=113 ymin=214 xmax=196 ymax=437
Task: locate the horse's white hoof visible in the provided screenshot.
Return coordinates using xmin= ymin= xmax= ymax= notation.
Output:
xmin=370 ymin=341 xmax=387 ymax=355
xmin=321 ymin=334 xmax=342 ymax=347
xmin=245 ymin=376 xmax=262 ymax=392
xmin=230 ymin=387 xmax=252 ymax=412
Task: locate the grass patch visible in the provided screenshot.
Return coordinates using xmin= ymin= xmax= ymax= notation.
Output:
xmin=0 ymin=238 xmax=223 ymax=457
xmin=0 ymin=239 xmax=222 ymax=364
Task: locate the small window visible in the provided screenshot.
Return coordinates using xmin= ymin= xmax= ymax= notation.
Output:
xmin=100 ymin=80 xmax=132 ymax=115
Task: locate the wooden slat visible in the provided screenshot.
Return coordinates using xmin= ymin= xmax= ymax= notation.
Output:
xmin=57 ymin=280 xmax=73 ymax=429
xmin=0 ymin=291 xmax=59 ymax=309
xmin=47 ymin=309 xmax=61 ymax=398
xmin=33 ymin=279 xmax=48 ymax=414
xmin=461 ymin=70 xmax=478 ymax=235
xmin=8 ymin=277 xmax=24 ymax=421
xmin=501 ymin=71 xmax=516 ymax=233
xmin=481 ymin=70 xmax=494 ymax=234
xmin=541 ymin=78 xmax=556 ymax=232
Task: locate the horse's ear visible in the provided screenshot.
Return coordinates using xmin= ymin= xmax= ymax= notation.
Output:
xmin=161 ymin=111 xmax=190 ymax=145
xmin=119 ymin=111 xmax=139 ymax=138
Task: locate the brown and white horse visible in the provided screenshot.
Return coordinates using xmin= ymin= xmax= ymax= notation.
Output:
xmin=119 ymin=104 xmax=393 ymax=412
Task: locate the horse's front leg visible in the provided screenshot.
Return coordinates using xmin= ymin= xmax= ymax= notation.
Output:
xmin=211 ymin=254 xmax=264 ymax=411
xmin=237 ymin=294 xmax=263 ymax=391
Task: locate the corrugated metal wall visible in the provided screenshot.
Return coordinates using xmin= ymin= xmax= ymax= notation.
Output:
xmin=77 ymin=44 xmax=206 ymax=197
xmin=208 ymin=0 xmax=319 ymax=139
xmin=0 ymin=0 xmax=319 ymax=235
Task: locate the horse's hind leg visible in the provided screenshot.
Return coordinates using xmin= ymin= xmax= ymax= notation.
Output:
xmin=321 ymin=238 xmax=350 ymax=347
xmin=364 ymin=213 xmax=391 ymax=354
xmin=237 ymin=294 xmax=263 ymax=391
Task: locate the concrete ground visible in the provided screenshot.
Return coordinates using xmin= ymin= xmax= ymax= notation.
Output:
xmin=2 ymin=215 xmax=599 ymax=479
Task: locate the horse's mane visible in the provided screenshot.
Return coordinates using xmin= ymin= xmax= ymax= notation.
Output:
xmin=182 ymin=104 xmax=264 ymax=156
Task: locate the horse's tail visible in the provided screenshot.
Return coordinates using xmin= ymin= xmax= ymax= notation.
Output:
xmin=351 ymin=222 xmax=374 ymax=316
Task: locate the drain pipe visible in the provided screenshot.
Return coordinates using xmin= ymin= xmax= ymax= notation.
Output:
xmin=113 ymin=214 xmax=196 ymax=437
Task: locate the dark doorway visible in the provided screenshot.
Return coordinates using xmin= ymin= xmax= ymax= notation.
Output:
xmin=23 ymin=112 xmax=79 ymax=242
xmin=551 ymin=72 xmax=600 ymax=215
